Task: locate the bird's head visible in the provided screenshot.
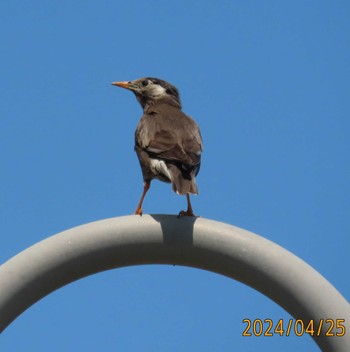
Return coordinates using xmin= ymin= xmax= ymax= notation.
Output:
xmin=112 ymin=77 xmax=181 ymax=110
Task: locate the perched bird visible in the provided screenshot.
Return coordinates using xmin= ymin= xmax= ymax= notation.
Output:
xmin=112 ymin=77 xmax=203 ymax=216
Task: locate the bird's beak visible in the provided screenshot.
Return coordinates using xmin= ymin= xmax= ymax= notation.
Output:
xmin=111 ymin=81 xmax=132 ymax=90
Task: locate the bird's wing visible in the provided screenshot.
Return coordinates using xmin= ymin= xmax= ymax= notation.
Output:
xmin=135 ymin=106 xmax=202 ymax=166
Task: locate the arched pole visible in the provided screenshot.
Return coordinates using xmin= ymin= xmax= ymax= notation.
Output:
xmin=0 ymin=215 xmax=349 ymax=351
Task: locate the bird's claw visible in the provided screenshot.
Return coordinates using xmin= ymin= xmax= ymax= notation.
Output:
xmin=135 ymin=208 xmax=143 ymax=216
xmin=178 ymin=210 xmax=195 ymax=218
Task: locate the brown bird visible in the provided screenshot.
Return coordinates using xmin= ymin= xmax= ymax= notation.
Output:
xmin=112 ymin=77 xmax=203 ymax=216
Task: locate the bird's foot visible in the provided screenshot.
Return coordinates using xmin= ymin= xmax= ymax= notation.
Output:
xmin=134 ymin=207 xmax=143 ymax=216
xmin=178 ymin=209 xmax=195 ymax=218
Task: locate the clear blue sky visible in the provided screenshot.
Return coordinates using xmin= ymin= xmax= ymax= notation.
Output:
xmin=1 ymin=1 xmax=349 ymax=350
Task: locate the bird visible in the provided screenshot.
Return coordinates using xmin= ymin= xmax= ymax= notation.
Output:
xmin=112 ymin=77 xmax=203 ymax=216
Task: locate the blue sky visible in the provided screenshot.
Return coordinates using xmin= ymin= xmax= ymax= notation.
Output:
xmin=1 ymin=1 xmax=349 ymax=350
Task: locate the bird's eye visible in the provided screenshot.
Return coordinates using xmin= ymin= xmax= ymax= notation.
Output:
xmin=142 ymin=80 xmax=149 ymax=87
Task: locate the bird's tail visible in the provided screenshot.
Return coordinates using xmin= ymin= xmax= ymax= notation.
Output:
xmin=167 ymin=164 xmax=199 ymax=195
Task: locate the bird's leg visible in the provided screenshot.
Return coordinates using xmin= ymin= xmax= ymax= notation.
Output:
xmin=178 ymin=194 xmax=195 ymax=217
xmin=134 ymin=181 xmax=150 ymax=216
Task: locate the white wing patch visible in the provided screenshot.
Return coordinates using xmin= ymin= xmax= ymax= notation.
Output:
xmin=146 ymin=147 xmax=164 ymax=154
xmin=150 ymin=158 xmax=172 ymax=180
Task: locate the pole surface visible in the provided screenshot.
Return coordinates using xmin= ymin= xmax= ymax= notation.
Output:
xmin=0 ymin=215 xmax=348 ymax=351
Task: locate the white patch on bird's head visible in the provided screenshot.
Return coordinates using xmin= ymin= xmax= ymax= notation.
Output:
xmin=133 ymin=79 xmax=168 ymax=98
xmin=146 ymin=82 xmax=167 ymax=97
xmin=130 ymin=77 xmax=182 ymax=109
xmin=150 ymin=84 xmax=166 ymax=97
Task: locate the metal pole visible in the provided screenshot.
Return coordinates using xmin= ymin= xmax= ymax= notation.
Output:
xmin=0 ymin=215 xmax=349 ymax=351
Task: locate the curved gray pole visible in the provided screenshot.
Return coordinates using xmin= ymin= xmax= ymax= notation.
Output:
xmin=0 ymin=215 xmax=349 ymax=351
